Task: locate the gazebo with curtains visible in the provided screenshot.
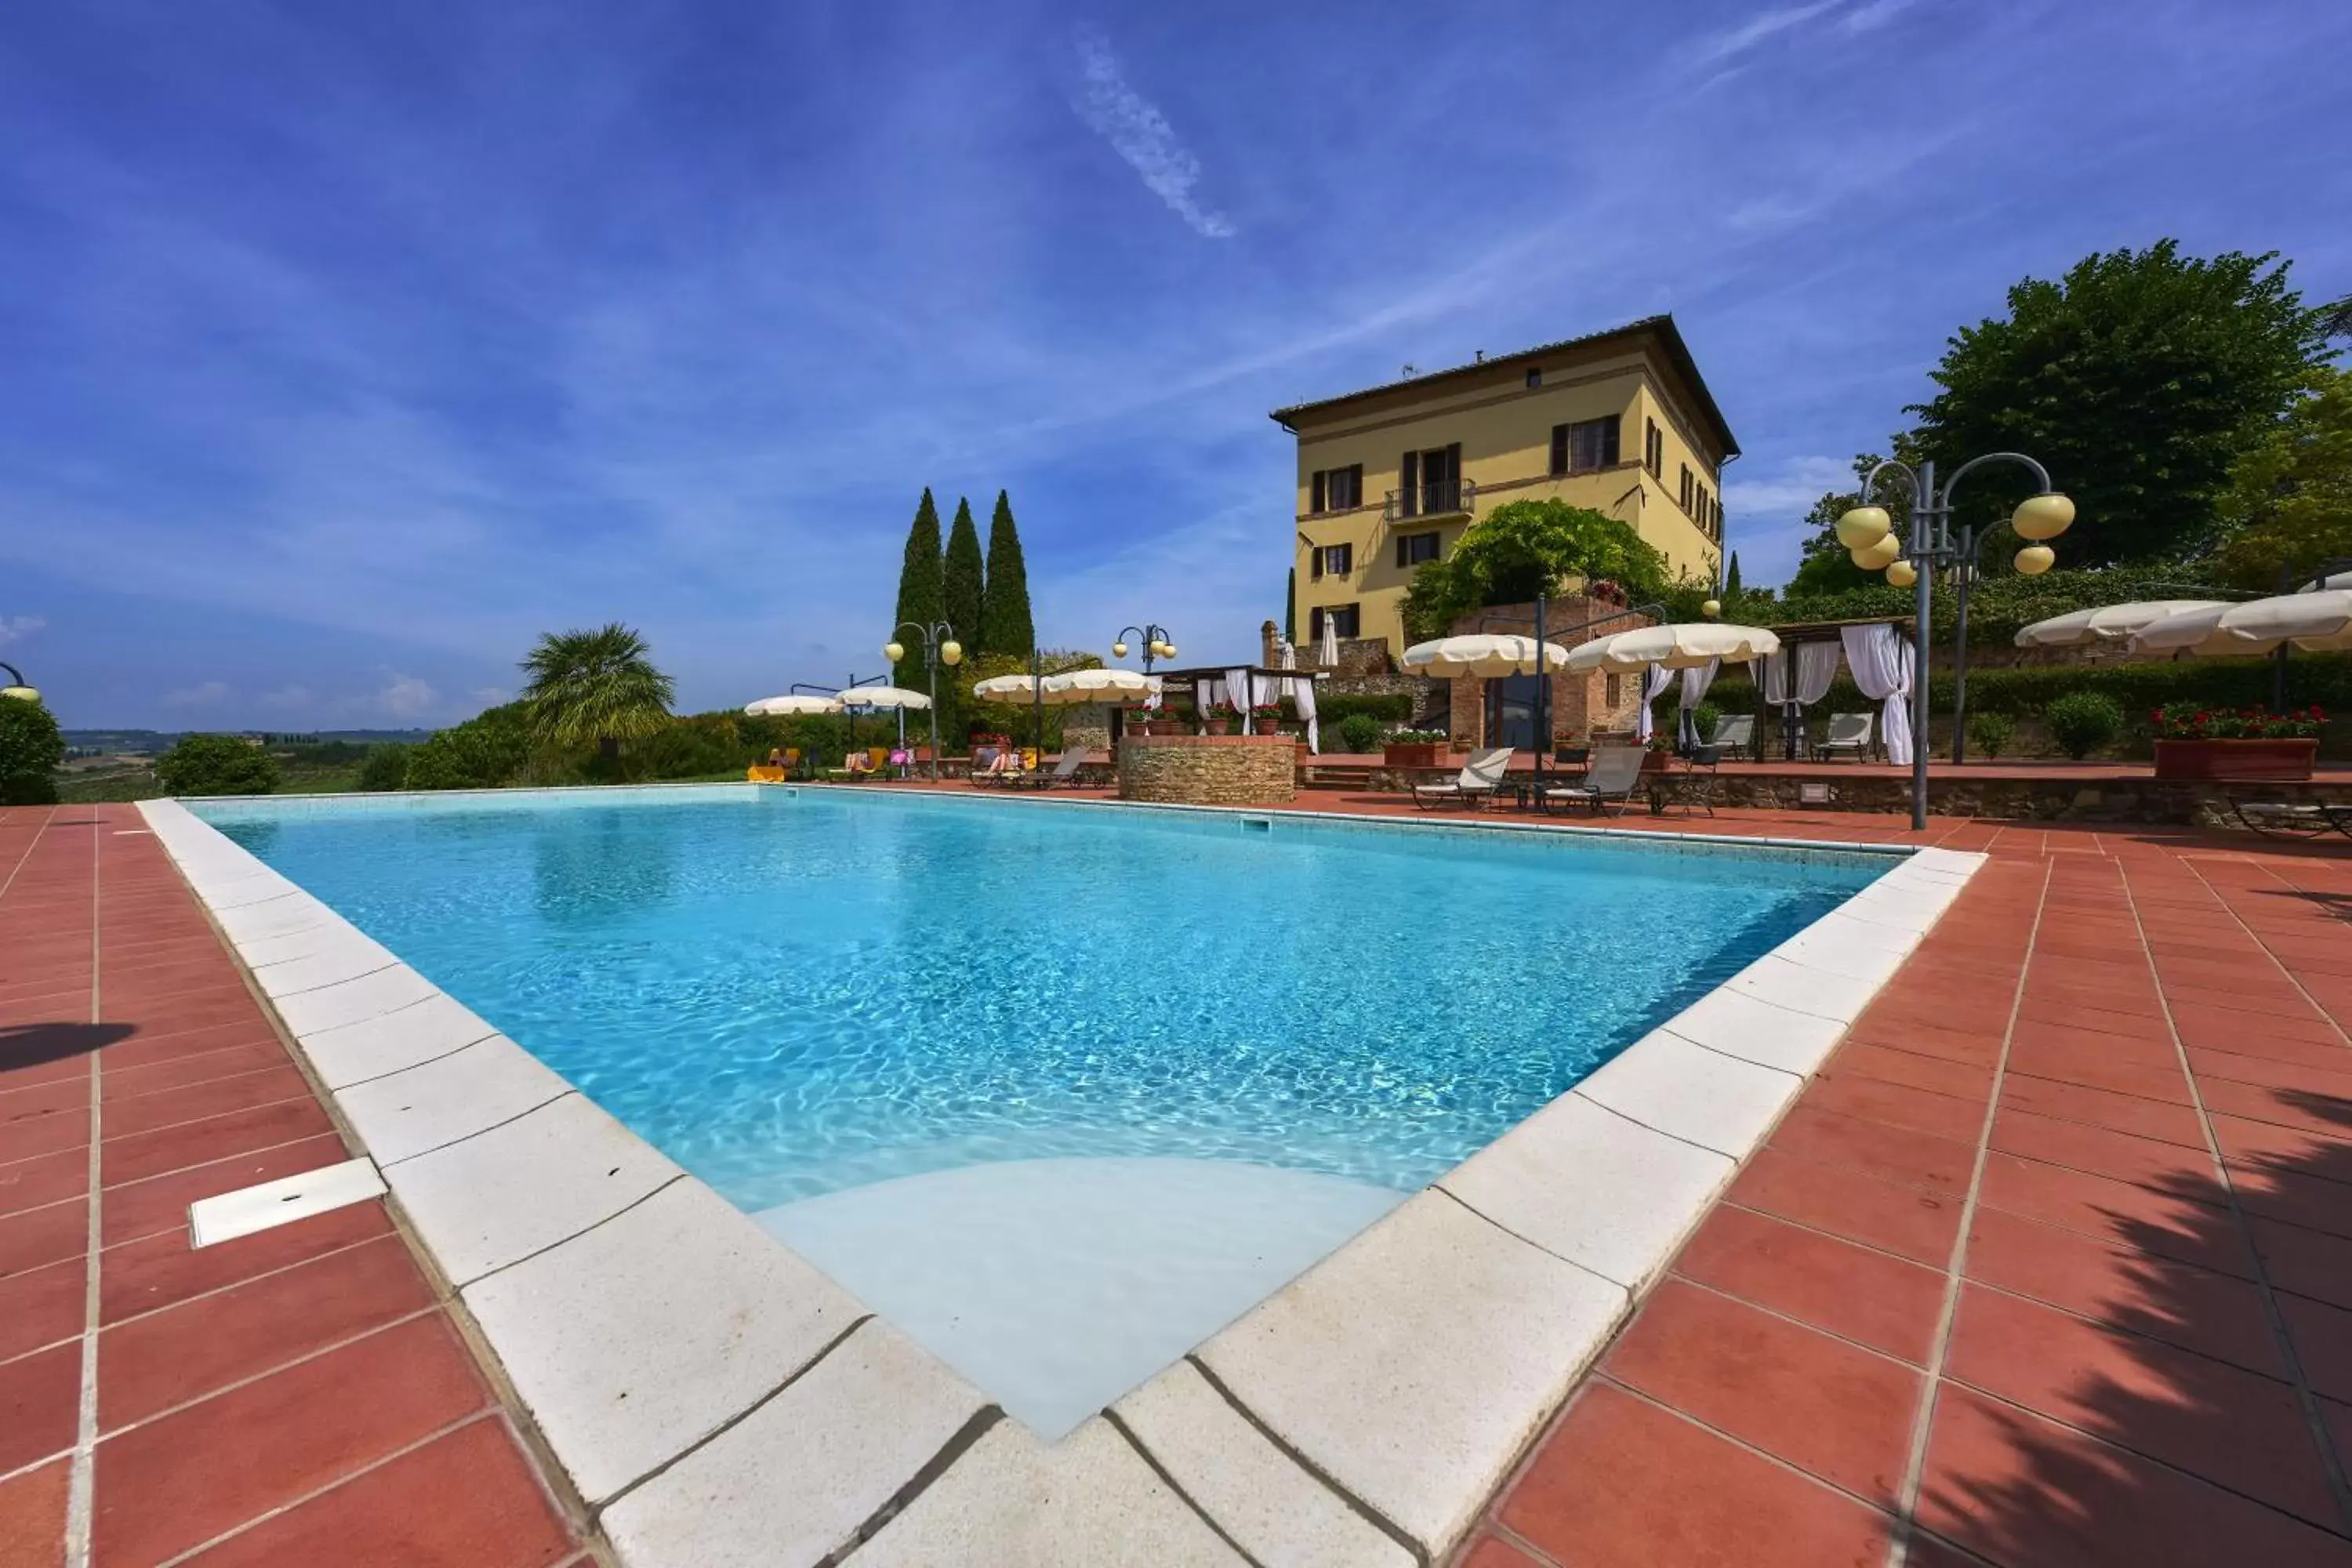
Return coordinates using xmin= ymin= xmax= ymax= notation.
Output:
xmin=1746 ymin=618 xmax=1916 ymax=764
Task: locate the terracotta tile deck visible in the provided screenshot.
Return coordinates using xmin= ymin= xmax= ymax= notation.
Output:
xmin=12 ymin=782 xmax=2352 ymax=1566
xmin=0 ymin=804 xmax=588 ymax=1568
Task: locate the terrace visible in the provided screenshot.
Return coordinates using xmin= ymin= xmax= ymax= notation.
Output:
xmin=4 ymin=791 xmax=2350 ymax=1567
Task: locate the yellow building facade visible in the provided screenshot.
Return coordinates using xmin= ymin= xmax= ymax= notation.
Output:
xmin=1271 ymin=316 xmax=1738 ymax=656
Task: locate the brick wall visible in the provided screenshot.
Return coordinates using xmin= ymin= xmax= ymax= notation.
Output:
xmin=1117 ymin=736 xmax=1297 ymax=806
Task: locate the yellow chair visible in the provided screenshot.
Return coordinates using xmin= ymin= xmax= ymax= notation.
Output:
xmin=746 ymin=765 xmax=786 ymax=783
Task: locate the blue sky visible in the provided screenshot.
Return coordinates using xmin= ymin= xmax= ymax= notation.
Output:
xmin=3 ymin=0 xmax=2347 ymax=729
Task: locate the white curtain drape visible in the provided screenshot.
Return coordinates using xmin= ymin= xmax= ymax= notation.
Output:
xmin=1145 ymin=674 xmax=1163 ymax=712
xmin=1797 ymin=642 xmax=1840 ymax=706
xmin=1294 ymin=673 xmax=1319 ymax=753
xmin=1636 ymin=662 xmax=1676 ymax=742
xmin=1840 ymin=623 xmax=1915 ymax=765
xmin=1677 ymin=657 xmax=1722 ymax=750
xmin=1195 ymin=677 xmax=1218 ymax=718
xmin=1761 ymin=650 xmax=1789 ymax=706
xmin=1226 ymin=667 xmax=1254 ymax=733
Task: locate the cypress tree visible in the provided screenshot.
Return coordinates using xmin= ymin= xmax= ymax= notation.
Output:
xmin=1285 ymin=568 xmax=1296 ymax=644
xmin=892 ymin=489 xmax=946 ymax=705
xmin=1725 ymin=552 xmax=1742 ymax=596
xmin=939 ymin=497 xmax=985 ymax=743
xmin=978 ymin=491 xmax=1035 ymax=659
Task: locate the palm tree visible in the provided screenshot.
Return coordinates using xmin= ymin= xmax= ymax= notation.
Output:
xmin=519 ymin=623 xmax=675 ymax=758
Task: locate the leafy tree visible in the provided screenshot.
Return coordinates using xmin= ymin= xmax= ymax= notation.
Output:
xmin=938 ymin=496 xmax=985 ymax=742
xmin=2206 ymin=365 xmax=2352 ymax=589
xmin=519 ymin=623 xmax=674 ymax=759
xmin=1903 ymin=241 xmax=2329 ymax=564
xmin=403 ymin=702 xmax=532 ymax=789
xmin=155 ymin=734 xmax=280 ymax=797
xmin=355 ymin=744 xmax=412 ymax=792
xmin=1399 ymin=499 xmax=1671 ymax=641
xmin=892 ymin=490 xmax=947 ymax=698
xmin=978 ymin=491 xmax=1035 ymax=659
xmin=0 ymin=698 xmax=65 ymax=805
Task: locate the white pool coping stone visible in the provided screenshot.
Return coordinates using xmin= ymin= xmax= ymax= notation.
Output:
xmin=142 ymin=786 xmax=1985 ymax=1566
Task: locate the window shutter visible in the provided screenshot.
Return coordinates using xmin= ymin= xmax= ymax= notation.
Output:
xmin=1311 ymin=470 xmax=1325 ymax=514
xmin=1400 ymin=451 xmax=1419 ymax=517
xmin=1549 ymin=426 xmax=1567 ymax=476
xmin=1602 ymin=416 xmax=1621 ymax=467
xmin=1396 ymin=535 xmax=1409 ymax=568
xmin=1310 ymin=548 xmax=1323 ymax=582
xmin=1310 ymin=607 xmax=1323 ymax=642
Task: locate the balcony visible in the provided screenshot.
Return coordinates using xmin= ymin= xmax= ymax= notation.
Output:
xmin=1383 ymin=477 xmax=1476 ymax=524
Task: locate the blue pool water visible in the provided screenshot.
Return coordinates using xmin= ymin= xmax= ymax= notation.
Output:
xmin=206 ymin=791 xmax=1889 ymax=1210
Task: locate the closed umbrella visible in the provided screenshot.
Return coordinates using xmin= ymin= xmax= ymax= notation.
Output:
xmin=1399 ymin=633 xmax=1568 ymax=677
xmin=2014 ymin=601 xmax=2229 ymax=649
xmin=1563 ymin=623 xmax=1780 ymax=673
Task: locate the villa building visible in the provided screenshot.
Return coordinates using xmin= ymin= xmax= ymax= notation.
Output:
xmin=1271 ymin=315 xmax=1739 ymax=659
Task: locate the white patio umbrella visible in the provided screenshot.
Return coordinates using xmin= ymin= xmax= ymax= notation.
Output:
xmin=2013 ymin=601 xmax=2230 ymax=649
xmin=742 ymin=693 xmax=843 ymax=716
xmin=835 ymin=684 xmax=933 ymax=710
xmin=1564 ymin=622 xmax=1780 ymax=673
xmin=2133 ymin=591 xmax=2352 ymax=657
xmin=970 ymin=673 xmax=1044 ymax=699
xmin=1399 ymin=633 xmax=1568 ymax=677
xmin=1040 ymin=667 xmax=1153 ymax=703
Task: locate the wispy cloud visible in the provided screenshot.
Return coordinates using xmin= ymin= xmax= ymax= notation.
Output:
xmin=470 ymin=685 xmax=510 ymax=708
xmin=1693 ymin=1 xmax=1845 ymax=68
xmin=0 ymin=615 xmax=44 ymax=648
xmin=1071 ymin=27 xmax=1234 ymax=238
xmin=162 ymin=681 xmax=234 ymax=710
xmin=1842 ymin=0 xmax=1921 ymax=34
xmin=260 ymin=684 xmax=314 ymax=710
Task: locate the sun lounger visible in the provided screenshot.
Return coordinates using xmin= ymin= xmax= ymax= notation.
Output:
xmin=1411 ymin=746 xmax=1512 ymax=810
xmin=1020 ymin=749 xmax=1093 ymax=789
xmin=1816 ymin=712 xmax=1875 ymax=762
xmin=1711 ymin=713 xmax=1755 ymax=760
xmin=2229 ymin=797 xmax=2351 ymax=840
xmin=1540 ymin=745 xmax=1646 ymax=815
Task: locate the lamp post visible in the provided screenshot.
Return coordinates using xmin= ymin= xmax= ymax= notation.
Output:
xmin=1111 ymin=622 xmax=1178 ymax=733
xmin=0 ymin=662 xmax=38 ymax=703
xmin=1840 ymin=457 xmax=2073 ymax=831
xmin=882 ymin=623 xmax=962 ymax=780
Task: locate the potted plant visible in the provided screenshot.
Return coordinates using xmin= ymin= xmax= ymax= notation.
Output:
xmin=1203 ymin=702 xmax=1238 ymax=735
xmin=2151 ymin=704 xmax=2323 ymax=781
xmin=1384 ymin=728 xmax=1449 ymax=768
xmin=1249 ymin=702 xmax=1286 ymax=737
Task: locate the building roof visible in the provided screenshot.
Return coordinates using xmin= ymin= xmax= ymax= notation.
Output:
xmin=1267 ymin=314 xmax=1739 ymax=459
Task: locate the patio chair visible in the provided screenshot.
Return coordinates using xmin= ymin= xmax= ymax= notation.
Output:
xmin=1816 ymin=712 xmax=1875 ymax=763
xmin=1539 ymin=744 xmax=1646 ymax=815
xmin=1410 ymin=746 xmax=1512 ymax=810
xmin=1021 ymin=749 xmax=1094 ymax=789
xmin=1711 ymin=713 xmax=1755 ymax=760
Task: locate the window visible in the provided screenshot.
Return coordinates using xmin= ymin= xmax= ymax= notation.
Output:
xmin=1605 ymin=673 xmax=1622 ymax=707
xmin=1309 ymin=542 xmax=1352 ymax=581
xmin=1396 ymin=530 xmax=1442 ymax=567
xmin=1679 ymin=464 xmax=1693 ymax=514
xmin=1549 ymin=416 xmax=1621 ymax=476
xmin=1694 ymin=482 xmax=1710 ymax=529
xmin=1525 ymin=367 xmax=1542 ymax=389
xmin=1644 ymin=419 xmax=1663 ymax=479
xmin=1308 ymin=604 xmax=1362 ymax=641
xmin=1308 ymin=463 xmax=1362 ymax=514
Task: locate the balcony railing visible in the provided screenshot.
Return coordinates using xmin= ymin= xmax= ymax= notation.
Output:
xmin=1383 ymin=477 xmax=1476 ymax=524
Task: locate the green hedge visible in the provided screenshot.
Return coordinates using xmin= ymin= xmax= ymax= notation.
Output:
xmin=1316 ymin=691 xmax=1414 ymax=724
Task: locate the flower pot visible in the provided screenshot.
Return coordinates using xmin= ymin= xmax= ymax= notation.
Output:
xmin=1204 ymin=719 xmax=1231 ymax=735
xmin=1384 ymin=742 xmax=1446 ymax=768
xmin=1639 ymin=750 xmax=1672 ymax=774
xmin=2153 ymin=738 xmax=2318 ymax=782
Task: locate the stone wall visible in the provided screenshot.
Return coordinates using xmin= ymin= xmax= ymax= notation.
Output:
xmin=1118 ymin=735 xmax=1297 ymax=806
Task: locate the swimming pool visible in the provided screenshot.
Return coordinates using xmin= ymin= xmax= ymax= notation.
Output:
xmin=205 ymin=788 xmax=1888 ymax=1206
xmin=196 ymin=786 xmax=1900 ymax=1435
